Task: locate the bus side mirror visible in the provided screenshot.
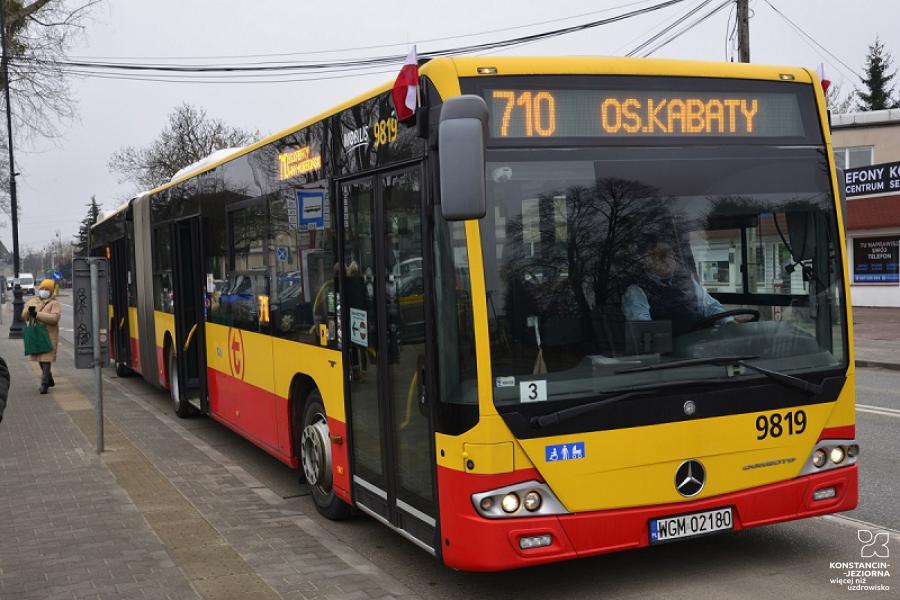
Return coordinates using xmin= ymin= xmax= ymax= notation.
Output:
xmin=439 ymin=95 xmax=488 ymax=221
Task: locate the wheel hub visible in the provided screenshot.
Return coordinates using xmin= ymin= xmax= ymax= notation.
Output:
xmin=301 ymin=416 xmax=332 ymax=489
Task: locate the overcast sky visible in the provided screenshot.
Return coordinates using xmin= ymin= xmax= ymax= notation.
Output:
xmin=7 ymin=0 xmax=897 ymax=250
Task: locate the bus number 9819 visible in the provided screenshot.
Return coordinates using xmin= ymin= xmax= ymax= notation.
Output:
xmin=756 ymin=410 xmax=806 ymax=440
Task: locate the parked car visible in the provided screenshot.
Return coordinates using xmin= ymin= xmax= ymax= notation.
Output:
xmin=16 ymin=272 xmax=35 ymax=295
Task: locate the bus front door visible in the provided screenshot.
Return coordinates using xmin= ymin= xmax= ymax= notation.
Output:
xmin=341 ymin=167 xmax=438 ymax=553
xmin=172 ymin=217 xmax=208 ymax=413
xmin=109 ymin=237 xmax=131 ymax=371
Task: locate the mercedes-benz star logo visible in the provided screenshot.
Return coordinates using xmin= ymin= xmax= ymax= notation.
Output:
xmin=675 ymin=459 xmax=706 ymax=497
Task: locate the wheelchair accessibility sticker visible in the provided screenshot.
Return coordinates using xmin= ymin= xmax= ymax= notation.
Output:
xmin=546 ymin=442 xmax=585 ymax=462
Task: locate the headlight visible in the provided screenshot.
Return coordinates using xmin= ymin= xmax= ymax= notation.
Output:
xmin=830 ymin=445 xmax=846 ymax=464
xmin=801 ymin=439 xmax=859 ymax=476
xmin=523 ymin=491 xmax=542 ymax=511
xmin=812 ymin=448 xmax=827 ymax=468
xmin=501 ymin=493 xmax=520 ymax=513
xmin=471 ymin=481 xmax=568 ymax=519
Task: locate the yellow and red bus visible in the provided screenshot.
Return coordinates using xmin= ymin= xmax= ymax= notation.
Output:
xmin=91 ymin=56 xmax=858 ymax=571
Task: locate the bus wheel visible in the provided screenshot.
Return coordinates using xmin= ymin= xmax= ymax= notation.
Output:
xmin=115 ymin=361 xmax=132 ymax=377
xmin=300 ymin=392 xmax=351 ymax=520
xmin=168 ymin=346 xmax=192 ymax=419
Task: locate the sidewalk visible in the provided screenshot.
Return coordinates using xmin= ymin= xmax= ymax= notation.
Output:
xmin=0 ymin=331 xmax=417 ymax=600
xmin=852 ymin=307 xmax=900 ymax=370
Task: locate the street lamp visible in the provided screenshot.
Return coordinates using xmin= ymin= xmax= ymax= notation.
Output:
xmin=0 ymin=0 xmax=23 ymax=338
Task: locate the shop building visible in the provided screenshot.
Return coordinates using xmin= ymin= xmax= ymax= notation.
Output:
xmin=831 ymin=109 xmax=900 ymax=307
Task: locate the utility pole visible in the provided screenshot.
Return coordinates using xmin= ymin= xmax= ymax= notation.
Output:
xmin=0 ymin=0 xmax=24 ymax=338
xmin=737 ymin=0 xmax=751 ymax=63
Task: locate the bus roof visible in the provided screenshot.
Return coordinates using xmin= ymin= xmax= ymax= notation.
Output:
xmin=145 ymin=55 xmax=818 ymax=197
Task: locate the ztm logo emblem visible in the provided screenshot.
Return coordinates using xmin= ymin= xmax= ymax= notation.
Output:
xmin=858 ymin=529 xmax=890 ymax=558
xmin=227 ymin=328 xmax=246 ymax=380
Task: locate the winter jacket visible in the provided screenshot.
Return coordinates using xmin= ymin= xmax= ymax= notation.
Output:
xmin=22 ymin=295 xmax=61 ymax=362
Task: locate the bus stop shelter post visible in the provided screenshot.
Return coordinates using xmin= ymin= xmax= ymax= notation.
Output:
xmin=90 ymin=259 xmax=104 ymax=453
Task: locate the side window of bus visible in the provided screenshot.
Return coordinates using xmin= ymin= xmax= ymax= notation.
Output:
xmin=215 ymin=203 xmax=268 ymax=331
xmin=152 ymin=225 xmax=174 ymax=313
xmin=268 ymin=188 xmax=335 ymax=345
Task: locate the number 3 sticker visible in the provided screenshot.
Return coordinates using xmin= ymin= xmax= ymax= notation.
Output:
xmin=520 ymin=380 xmax=547 ymax=403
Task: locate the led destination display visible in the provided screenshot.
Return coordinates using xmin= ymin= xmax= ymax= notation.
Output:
xmin=486 ymin=88 xmax=805 ymax=139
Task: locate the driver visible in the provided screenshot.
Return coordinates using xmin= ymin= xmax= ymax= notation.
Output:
xmin=622 ymin=241 xmax=732 ymax=334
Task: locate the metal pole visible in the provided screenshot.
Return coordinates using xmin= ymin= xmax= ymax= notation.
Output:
xmin=0 ymin=0 xmax=23 ymax=338
xmin=90 ymin=259 xmax=104 ymax=453
xmin=737 ymin=0 xmax=751 ymax=63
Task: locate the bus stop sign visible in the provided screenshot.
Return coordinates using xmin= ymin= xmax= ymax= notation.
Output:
xmin=73 ymin=257 xmax=109 ymax=369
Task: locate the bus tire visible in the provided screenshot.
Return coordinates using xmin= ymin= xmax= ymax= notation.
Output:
xmin=168 ymin=346 xmax=192 ymax=419
xmin=300 ymin=392 xmax=351 ymax=520
xmin=116 ymin=361 xmax=132 ymax=377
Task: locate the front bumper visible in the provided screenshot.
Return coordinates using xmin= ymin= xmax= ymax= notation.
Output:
xmin=437 ymin=464 xmax=858 ymax=571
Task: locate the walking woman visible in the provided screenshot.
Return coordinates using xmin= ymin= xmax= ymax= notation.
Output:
xmin=22 ymin=279 xmax=61 ymax=393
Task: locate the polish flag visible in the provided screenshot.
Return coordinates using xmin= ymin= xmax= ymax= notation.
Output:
xmin=817 ymin=63 xmax=831 ymax=94
xmin=392 ymin=46 xmax=419 ymax=121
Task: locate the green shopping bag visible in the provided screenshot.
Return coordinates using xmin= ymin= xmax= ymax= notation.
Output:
xmin=23 ymin=320 xmax=53 ymax=356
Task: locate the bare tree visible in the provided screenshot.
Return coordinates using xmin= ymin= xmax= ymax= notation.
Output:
xmin=825 ymin=81 xmax=856 ymax=114
xmin=2 ymin=1 xmax=101 ymax=138
xmin=108 ymin=102 xmax=259 ymax=191
xmin=0 ymin=1 xmax=101 ymax=218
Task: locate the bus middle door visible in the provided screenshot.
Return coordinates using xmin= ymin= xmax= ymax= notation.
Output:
xmin=172 ymin=216 xmax=208 ymax=413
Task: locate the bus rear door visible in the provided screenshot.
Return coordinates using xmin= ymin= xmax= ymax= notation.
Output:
xmin=109 ymin=238 xmax=131 ymax=371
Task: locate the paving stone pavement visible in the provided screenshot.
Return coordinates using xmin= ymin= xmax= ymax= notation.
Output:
xmin=0 ymin=333 xmax=418 ymax=600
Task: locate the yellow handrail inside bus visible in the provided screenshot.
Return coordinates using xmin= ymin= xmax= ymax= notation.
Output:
xmin=183 ymin=323 xmax=198 ymax=353
xmin=399 ymin=369 xmax=419 ymax=430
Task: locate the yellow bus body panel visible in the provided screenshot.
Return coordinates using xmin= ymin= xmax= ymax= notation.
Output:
xmin=128 ymin=306 xmax=140 ymax=339
xmin=204 ymin=322 xmax=345 ymax=421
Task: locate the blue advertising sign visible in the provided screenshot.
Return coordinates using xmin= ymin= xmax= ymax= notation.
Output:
xmin=853 ymin=236 xmax=899 ymax=284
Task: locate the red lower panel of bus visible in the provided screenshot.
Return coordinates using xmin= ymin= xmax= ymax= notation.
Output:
xmin=208 ymin=368 xmax=293 ymax=465
xmin=129 ymin=337 xmax=142 ymax=375
xmin=437 ymin=465 xmax=858 ymax=571
xmin=157 ymin=346 xmax=168 ymax=389
xmin=204 ymin=368 xmax=351 ymax=497
xmin=329 ymin=418 xmax=351 ymax=503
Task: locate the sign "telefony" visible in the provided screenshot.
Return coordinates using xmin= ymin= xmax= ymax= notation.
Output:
xmin=844 ymin=161 xmax=900 ymax=198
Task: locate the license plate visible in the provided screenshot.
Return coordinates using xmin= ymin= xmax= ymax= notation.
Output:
xmin=649 ymin=507 xmax=733 ymax=544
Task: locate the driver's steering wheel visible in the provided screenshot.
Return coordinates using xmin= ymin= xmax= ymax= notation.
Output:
xmin=690 ymin=309 xmax=760 ymax=332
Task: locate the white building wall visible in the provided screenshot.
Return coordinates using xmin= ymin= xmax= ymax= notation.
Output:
xmin=846 ymin=227 xmax=900 ymax=307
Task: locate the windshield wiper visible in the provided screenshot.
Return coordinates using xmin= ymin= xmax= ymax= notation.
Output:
xmin=734 ymin=360 xmax=823 ymax=395
xmin=615 ymin=355 xmax=759 ymax=374
xmin=530 ymin=377 xmax=734 ymax=429
xmin=616 ymin=354 xmax=822 ymax=395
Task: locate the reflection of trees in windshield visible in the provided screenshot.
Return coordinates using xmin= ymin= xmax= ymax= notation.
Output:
xmin=488 ymin=172 xmax=843 ymax=377
xmin=495 ymin=177 xmax=674 ymax=371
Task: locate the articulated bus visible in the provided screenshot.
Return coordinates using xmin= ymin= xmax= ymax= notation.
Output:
xmin=91 ymin=56 xmax=858 ymax=571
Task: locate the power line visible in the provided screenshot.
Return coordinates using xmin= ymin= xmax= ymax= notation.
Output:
xmin=613 ymin=0 xmax=704 ymax=55
xmin=12 ymin=0 xmax=689 ymax=76
xmin=640 ymin=0 xmax=733 ymax=57
xmin=626 ymin=0 xmax=714 ymax=57
xmin=63 ymin=0 xmax=663 ymax=63
xmin=762 ymin=0 xmax=862 ymax=81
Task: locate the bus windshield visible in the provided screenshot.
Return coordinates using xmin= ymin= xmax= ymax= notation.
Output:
xmin=481 ymin=145 xmax=846 ymax=405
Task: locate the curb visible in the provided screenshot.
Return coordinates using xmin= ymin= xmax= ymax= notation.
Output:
xmin=856 ymin=359 xmax=900 ymax=371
